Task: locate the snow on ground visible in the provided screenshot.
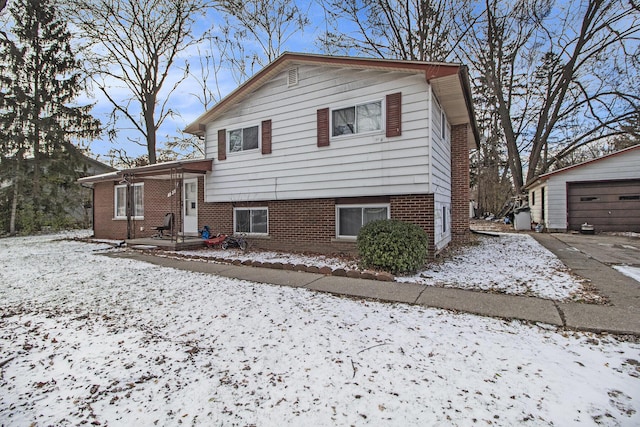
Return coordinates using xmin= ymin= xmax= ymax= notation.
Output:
xmin=613 ymin=265 xmax=640 ymax=284
xmin=176 ymin=232 xmax=592 ymax=301
xmin=1 ymin=233 xmax=639 ymax=426
xmin=400 ymin=233 xmax=591 ymax=301
xmin=176 ymin=247 xmax=361 ymax=271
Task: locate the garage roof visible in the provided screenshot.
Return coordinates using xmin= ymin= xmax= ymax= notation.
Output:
xmin=525 ymin=144 xmax=640 ymax=189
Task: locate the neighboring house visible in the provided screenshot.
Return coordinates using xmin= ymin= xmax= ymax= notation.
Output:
xmin=1 ymin=152 xmax=114 ymax=230
xmin=80 ymin=52 xmax=479 ymax=256
xmin=526 ymin=144 xmax=640 ymax=232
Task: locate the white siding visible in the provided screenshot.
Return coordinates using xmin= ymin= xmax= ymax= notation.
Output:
xmin=528 ymin=186 xmax=543 ymax=224
xmin=204 ymin=65 xmax=432 ymax=202
xmin=541 ymin=149 xmax=640 ymax=231
xmin=430 ymin=91 xmax=452 ymax=250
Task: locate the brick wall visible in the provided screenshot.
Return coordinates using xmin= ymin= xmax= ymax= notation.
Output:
xmin=199 ymin=194 xmax=437 ymax=258
xmin=93 ymin=178 xmax=180 ymax=240
xmin=199 ymin=198 xmax=355 ymax=255
xmin=451 ymin=124 xmax=471 ymax=244
xmin=142 ymin=179 xmax=176 ymax=238
xmin=92 ymin=176 xmax=443 ymax=259
xmin=390 ymin=194 xmax=436 ymax=257
xmin=93 ymin=181 xmax=118 ymax=238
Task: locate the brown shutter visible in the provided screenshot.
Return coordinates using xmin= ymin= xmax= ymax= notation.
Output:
xmin=261 ymin=120 xmax=272 ymax=154
xmin=317 ymin=108 xmax=330 ymax=147
xmin=386 ymin=92 xmax=402 ymax=137
xmin=218 ymin=129 xmax=226 ymax=160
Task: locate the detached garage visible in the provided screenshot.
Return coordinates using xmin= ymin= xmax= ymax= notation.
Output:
xmin=526 ymin=145 xmax=640 ymax=233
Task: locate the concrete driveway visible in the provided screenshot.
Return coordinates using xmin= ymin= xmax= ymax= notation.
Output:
xmin=550 ymin=233 xmax=640 ymax=266
xmin=532 ymin=232 xmax=640 ymax=314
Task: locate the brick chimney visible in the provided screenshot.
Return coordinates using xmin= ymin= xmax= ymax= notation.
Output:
xmin=451 ymin=123 xmax=471 ymax=243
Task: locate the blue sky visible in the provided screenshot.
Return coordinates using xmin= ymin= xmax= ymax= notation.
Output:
xmin=83 ymin=1 xmax=326 ymax=164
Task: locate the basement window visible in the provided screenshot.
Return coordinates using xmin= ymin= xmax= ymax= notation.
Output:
xmin=336 ymin=204 xmax=389 ymax=238
xmin=234 ymin=207 xmax=268 ymax=234
xmin=620 ymin=195 xmax=640 ymax=201
xmin=580 ymin=196 xmax=599 ymax=202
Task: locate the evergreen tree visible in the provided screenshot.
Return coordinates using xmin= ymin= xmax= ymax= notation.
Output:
xmin=0 ymin=0 xmax=100 ymax=234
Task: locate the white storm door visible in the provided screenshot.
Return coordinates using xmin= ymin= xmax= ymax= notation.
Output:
xmin=183 ymin=178 xmax=198 ymax=235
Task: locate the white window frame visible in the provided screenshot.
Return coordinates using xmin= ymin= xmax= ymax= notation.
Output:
xmin=335 ymin=204 xmax=390 ymax=239
xmin=233 ymin=207 xmax=269 ymax=235
xmin=331 ymin=99 xmax=384 ymax=138
xmin=114 ymin=182 xmax=144 ymax=220
xmin=228 ymin=124 xmax=260 ymax=154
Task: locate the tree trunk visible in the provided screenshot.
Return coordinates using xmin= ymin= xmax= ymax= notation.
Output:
xmin=145 ymin=94 xmax=157 ymax=164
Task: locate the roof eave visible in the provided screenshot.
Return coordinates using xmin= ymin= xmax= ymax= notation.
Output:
xmin=429 ymin=66 xmax=480 ymax=150
xmin=184 ymin=52 xmax=465 ymax=135
xmin=77 ymin=159 xmax=212 ymax=184
xmin=533 ymin=144 xmax=640 ymax=181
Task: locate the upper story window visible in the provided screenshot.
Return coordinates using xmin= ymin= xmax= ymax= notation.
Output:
xmin=332 ymin=100 xmax=382 ymax=137
xmin=114 ymin=182 xmax=144 ymax=219
xmin=229 ymin=125 xmax=259 ymax=153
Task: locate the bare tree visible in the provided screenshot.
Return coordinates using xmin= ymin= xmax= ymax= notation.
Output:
xmin=472 ymin=83 xmax=515 ymax=216
xmin=189 ymin=36 xmax=227 ymax=110
xmin=212 ymin=0 xmax=311 ymax=83
xmin=318 ymin=0 xmax=466 ymax=61
xmin=67 ymin=0 xmax=212 ymax=164
xmin=456 ymin=0 xmax=640 ymax=191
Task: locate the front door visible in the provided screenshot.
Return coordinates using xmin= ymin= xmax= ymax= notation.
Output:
xmin=183 ymin=178 xmax=198 ymax=235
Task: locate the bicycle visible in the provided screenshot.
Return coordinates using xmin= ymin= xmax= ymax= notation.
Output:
xmin=221 ymin=234 xmax=248 ymax=251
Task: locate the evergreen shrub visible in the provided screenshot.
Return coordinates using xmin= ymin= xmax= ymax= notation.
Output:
xmin=357 ymin=219 xmax=428 ymax=274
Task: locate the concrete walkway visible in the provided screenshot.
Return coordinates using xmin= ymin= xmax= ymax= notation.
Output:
xmin=109 ymin=233 xmax=640 ymax=336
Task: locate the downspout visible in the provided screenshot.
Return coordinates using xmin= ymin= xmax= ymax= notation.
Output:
xmin=427 ymin=86 xmax=434 ymax=194
xmin=123 ymin=173 xmax=132 ymax=239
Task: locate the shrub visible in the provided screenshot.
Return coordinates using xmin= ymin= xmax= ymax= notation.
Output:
xmin=357 ymin=219 xmax=428 ymax=274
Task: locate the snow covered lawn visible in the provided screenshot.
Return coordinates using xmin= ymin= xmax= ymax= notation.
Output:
xmin=1 ymin=233 xmax=639 ymax=426
xmin=176 ymin=232 xmax=595 ymax=301
xmin=400 ymin=233 xmax=595 ymax=301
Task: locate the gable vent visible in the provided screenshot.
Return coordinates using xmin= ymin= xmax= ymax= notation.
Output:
xmin=287 ymin=67 xmax=299 ymax=87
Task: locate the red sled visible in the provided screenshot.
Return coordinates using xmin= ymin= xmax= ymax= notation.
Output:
xmin=204 ymin=234 xmax=227 ymax=248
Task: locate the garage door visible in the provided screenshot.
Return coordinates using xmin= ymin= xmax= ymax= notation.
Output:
xmin=567 ymin=180 xmax=640 ymax=232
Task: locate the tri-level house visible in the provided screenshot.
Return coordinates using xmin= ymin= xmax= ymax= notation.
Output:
xmin=80 ymin=53 xmax=479 ymax=256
